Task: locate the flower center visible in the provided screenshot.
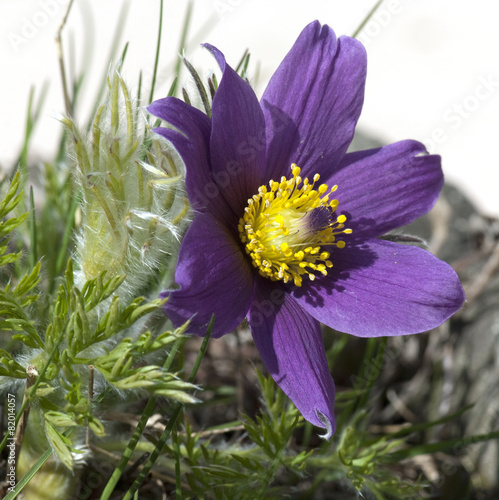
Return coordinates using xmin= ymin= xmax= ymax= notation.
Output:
xmin=238 ymin=164 xmax=351 ymax=287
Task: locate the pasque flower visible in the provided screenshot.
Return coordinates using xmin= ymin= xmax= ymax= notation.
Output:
xmin=148 ymin=21 xmax=465 ymax=437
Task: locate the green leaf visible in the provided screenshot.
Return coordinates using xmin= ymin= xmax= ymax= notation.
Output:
xmin=88 ymin=416 xmax=106 ymax=437
xmin=8 ymin=320 xmax=43 ymax=349
xmin=12 ymin=261 xmax=41 ymax=305
xmin=0 ymin=249 xmax=22 ymax=266
xmin=0 ymin=266 xmax=43 ymax=349
xmin=0 ymin=212 xmax=29 ymax=239
xmin=44 ymin=421 xmax=74 ymax=469
xmin=0 ymin=172 xmax=24 ymax=216
xmin=44 ymin=410 xmax=77 ymax=427
xmin=0 ymin=350 xmax=27 ymax=378
xmin=34 ymin=383 xmax=57 ymax=398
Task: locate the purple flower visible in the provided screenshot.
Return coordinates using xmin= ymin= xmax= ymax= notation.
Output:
xmin=148 ymin=21 xmax=465 ymax=437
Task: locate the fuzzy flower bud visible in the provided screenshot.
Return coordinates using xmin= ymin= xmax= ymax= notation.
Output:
xmin=62 ymin=69 xmax=189 ymax=297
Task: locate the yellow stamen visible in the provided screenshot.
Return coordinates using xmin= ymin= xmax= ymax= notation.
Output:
xmin=238 ymin=163 xmax=351 ymax=286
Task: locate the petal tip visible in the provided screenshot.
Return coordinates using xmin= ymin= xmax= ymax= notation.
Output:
xmin=202 ymin=43 xmax=226 ymax=71
xmin=316 ymin=410 xmax=335 ymax=440
xmin=146 ymin=98 xmax=165 ymax=117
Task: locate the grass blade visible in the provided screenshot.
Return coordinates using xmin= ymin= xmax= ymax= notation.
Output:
xmin=122 ymin=316 xmax=214 ymax=500
xmin=99 ymin=335 xmax=186 ymax=500
xmin=352 ymin=0 xmax=384 ymax=39
xmin=168 ymin=1 xmax=193 ymax=100
xmin=2 ymin=428 xmax=73 ymax=500
xmin=148 ymin=0 xmax=164 ymax=103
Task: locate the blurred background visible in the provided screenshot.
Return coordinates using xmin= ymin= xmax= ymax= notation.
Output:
xmin=1 ymin=0 xmax=498 ymax=216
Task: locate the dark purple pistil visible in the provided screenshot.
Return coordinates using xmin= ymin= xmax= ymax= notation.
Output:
xmin=305 ymin=206 xmax=336 ymax=233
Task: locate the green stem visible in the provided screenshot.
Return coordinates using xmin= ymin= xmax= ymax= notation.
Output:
xmin=122 ymin=317 xmax=214 ymax=500
xmin=256 ymin=415 xmax=299 ymax=499
xmin=173 ymin=423 xmax=182 ymax=499
xmin=0 ymin=328 xmax=66 ymax=455
xmin=3 ymin=428 xmax=74 ymax=500
xmin=29 ymin=187 xmax=37 ymax=268
xmin=53 ymin=197 xmax=78 ymax=284
xmin=86 ymin=2 xmax=130 ymax=132
xmin=99 ymin=334 xmax=186 ymax=500
xmin=169 ymin=1 xmax=193 ymax=99
xmin=148 ymin=0 xmax=164 ymax=103
xmin=351 ymin=0 xmax=384 ymax=39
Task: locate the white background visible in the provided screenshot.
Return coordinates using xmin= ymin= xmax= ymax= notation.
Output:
xmin=1 ymin=0 xmax=498 ymax=216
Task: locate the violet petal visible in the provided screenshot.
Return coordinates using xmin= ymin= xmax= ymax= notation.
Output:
xmin=162 ymin=212 xmax=254 ymax=338
xmin=332 ymin=140 xmax=443 ymax=239
xmin=292 ymin=239 xmax=465 ymax=337
xmin=148 ymin=97 xmax=232 ymax=222
xmin=261 ymin=21 xmax=366 ymax=182
xmin=204 ymin=44 xmax=267 ymax=218
xmin=248 ymin=281 xmax=336 ymax=436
